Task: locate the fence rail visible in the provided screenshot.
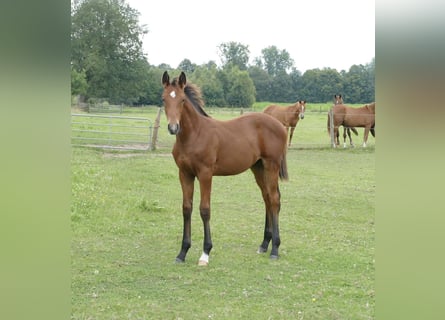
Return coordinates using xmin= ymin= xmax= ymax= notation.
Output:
xmin=71 ymin=113 xmax=153 ymax=150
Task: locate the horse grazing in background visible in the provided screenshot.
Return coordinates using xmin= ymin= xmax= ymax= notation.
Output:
xmin=263 ymin=101 xmax=306 ymax=147
xmin=333 ymin=94 xmax=358 ymax=147
xmin=328 ymin=102 xmax=376 ymax=147
xmin=161 ymin=71 xmax=289 ymax=266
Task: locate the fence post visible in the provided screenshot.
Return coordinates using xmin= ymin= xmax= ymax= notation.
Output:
xmin=151 ymin=107 xmax=162 ymax=151
xmin=329 ymin=108 xmax=335 ymax=148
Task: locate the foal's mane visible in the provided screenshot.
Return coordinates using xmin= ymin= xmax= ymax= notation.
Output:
xmin=171 ymin=77 xmax=210 ymax=117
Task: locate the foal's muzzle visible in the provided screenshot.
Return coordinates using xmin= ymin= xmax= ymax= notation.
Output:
xmin=168 ymin=123 xmax=180 ymax=135
xmin=299 ymin=113 xmax=305 ymax=119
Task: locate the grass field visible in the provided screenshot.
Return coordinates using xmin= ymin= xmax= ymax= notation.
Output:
xmin=71 ymin=106 xmax=375 ymax=319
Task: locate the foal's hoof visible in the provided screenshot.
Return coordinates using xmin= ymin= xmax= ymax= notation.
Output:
xmin=198 ymin=260 xmax=209 ymax=266
xmin=175 ymin=257 xmax=185 ymax=264
xmin=270 ymin=254 xmax=279 ymax=260
xmin=257 ymin=246 xmax=268 ymax=254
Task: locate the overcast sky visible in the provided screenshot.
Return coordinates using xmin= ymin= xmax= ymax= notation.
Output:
xmin=126 ymin=0 xmax=375 ymax=73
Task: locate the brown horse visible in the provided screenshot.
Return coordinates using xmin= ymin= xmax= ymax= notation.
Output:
xmin=263 ymin=101 xmax=306 ymax=147
xmin=328 ymin=102 xmax=376 ymax=147
xmin=333 ymin=94 xmax=358 ymax=147
xmin=333 ymin=94 xmax=343 ymax=105
xmin=161 ymin=71 xmax=289 ymax=265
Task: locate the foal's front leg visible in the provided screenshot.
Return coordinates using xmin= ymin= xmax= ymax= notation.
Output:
xmin=288 ymin=126 xmax=296 ymax=147
xmin=176 ymin=171 xmax=195 ymax=263
xmin=197 ymin=174 xmax=213 ymax=266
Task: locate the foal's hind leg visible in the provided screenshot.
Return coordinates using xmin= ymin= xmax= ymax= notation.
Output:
xmin=344 ymin=127 xmax=355 ymax=148
xmin=251 ymin=160 xmax=281 ymax=259
xmin=251 ymin=162 xmax=271 ymax=253
xmin=334 ymin=127 xmax=340 ymax=147
xmin=362 ymin=127 xmax=370 ymax=147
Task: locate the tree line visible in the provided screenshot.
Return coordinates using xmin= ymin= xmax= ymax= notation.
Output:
xmin=71 ymin=0 xmax=374 ymax=107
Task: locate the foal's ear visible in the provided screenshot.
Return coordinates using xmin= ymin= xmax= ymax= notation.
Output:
xmin=178 ymin=71 xmax=187 ymax=88
xmin=162 ymin=71 xmax=170 ymax=87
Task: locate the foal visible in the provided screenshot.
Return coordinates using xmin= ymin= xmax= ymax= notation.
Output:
xmin=162 ymin=71 xmax=289 ymax=265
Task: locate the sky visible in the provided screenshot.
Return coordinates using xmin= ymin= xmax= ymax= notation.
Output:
xmin=126 ymin=0 xmax=375 ymax=73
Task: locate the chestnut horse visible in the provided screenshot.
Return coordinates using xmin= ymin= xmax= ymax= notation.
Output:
xmin=161 ymin=71 xmax=289 ymax=265
xmin=333 ymin=94 xmax=358 ymax=147
xmin=328 ymin=102 xmax=376 ymax=147
xmin=263 ymin=101 xmax=306 ymax=147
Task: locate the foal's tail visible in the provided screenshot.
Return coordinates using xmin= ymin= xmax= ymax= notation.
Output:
xmin=279 ymin=151 xmax=289 ymax=181
xmin=351 ymin=127 xmax=358 ymax=135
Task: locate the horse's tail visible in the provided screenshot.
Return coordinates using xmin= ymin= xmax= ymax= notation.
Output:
xmin=370 ymin=126 xmax=375 ymax=137
xmin=327 ymin=112 xmax=331 ymax=136
xmin=279 ymin=151 xmax=289 ymax=181
xmin=351 ymin=127 xmax=358 ymax=135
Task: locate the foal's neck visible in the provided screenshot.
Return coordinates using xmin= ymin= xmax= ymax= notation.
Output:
xmin=177 ymin=100 xmax=206 ymax=142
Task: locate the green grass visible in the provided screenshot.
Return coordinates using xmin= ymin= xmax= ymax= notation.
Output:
xmin=71 ymin=109 xmax=375 ymax=319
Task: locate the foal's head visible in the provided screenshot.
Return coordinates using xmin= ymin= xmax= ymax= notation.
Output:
xmin=334 ymin=94 xmax=343 ymax=105
xmin=162 ymin=71 xmax=187 ymax=135
xmin=162 ymin=71 xmax=208 ymax=135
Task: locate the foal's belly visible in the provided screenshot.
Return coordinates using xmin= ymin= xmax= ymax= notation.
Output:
xmin=173 ymin=148 xmax=256 ymax=177
xmin=213 ymin=157 xmax=255 ymax=176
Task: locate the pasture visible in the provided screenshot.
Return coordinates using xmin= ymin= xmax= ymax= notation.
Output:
xmin=71 ymin=106 xmax=375 ymax=319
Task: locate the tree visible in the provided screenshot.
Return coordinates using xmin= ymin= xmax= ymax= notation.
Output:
xmin=190 ymin=65 xmax=226 ymax=107
xmin=257 ymin=46 xmax=294 ymax=77
xmin=248 ymin=66 xmax=271 ymax=102
xmin=268 ymin=72 xmax=294 ymax=102
xmin=289 ymin=68 xmax=304 ymax=100
xmin=363 ymin=58 xmax=375 ymax=102
xmin=218 ymin=42 xmax=250 ymax=71
xmin=71 ymin=67 xmax=88 ymax=97
xmin=223 ymin=66 xmax=256 ymax=108
xmin=71 ymin=0 xmax=148 ymax=104
xmin=300 ymin=69 xmax=321 ymax=102
xmin=178 ymin=59 xmax=196 ymax=74
xmin=318 ymin=68 xmax=343 ymax=102
xmin=343 ymin=64 xmax=373 ymax=103
xmin=136 ymin=64 xmax=164 ymax=106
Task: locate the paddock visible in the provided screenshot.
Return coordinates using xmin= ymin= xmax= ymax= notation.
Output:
xmin=71 ymin=105 xmax=375 ymax=319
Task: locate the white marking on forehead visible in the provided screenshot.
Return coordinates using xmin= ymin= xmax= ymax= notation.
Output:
xmin=170 ymin=91 xmax=176 ymax=98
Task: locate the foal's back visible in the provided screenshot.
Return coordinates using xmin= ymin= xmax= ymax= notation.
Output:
xmin=212 ymin=112 xmax=287 ymax=156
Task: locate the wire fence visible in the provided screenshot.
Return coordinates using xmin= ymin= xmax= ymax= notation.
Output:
xmin=71 ymin=113 xmax=153 ymax=151
xmin=71 ymin=106 xmax=375 ymax=152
